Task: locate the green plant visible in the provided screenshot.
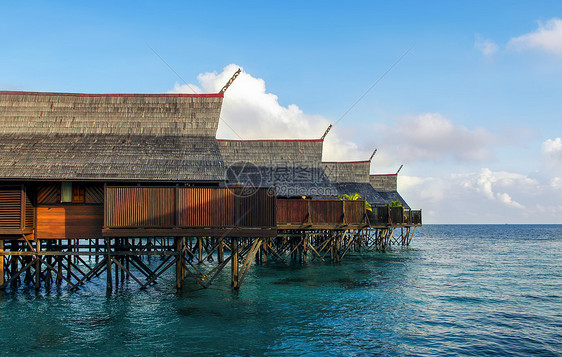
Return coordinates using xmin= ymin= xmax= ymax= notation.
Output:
xmin=340 ymin=193 xmax=372 ymax=212
xmin=387 ymin=200 xmax=403 ymax=208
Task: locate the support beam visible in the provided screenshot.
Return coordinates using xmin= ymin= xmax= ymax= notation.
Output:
xmin=0 ymin=240 xmax=4 ymax=287
xmin=35 ymin=239 xmax=41 ymax=291
xmin=231 ymin=238 xmax=239 ymax=289
xmin=106 ymin=238 xmax=112 ymax=292
xmin=176 ymin=237 xmax=184 ymax=289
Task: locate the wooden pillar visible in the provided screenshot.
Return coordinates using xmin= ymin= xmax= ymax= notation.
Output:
xmin=262 ymin=239 xmax=268 ymax=263
xmin=120 ymin=239 xmax=126 ymax=282
xmin=303 ymin=237 xmax=307 ymax=262
xmin=218 ymin=238 xmax=224 ymax=263
xmin=45 ymin=241 xmax=52 ymax=290
xmin=329 ymin=232 xmax=334 ymax=262
xmin=95 ymin=238 xmax=100 ymax=263
xmin=175 ymin=238 xmax=184 ymax=289
xmin=197 ymin=237 xmax=203 ymax=263
xmin=56 ymin=241 xmax=63 ymax=285
xmin=11 ymin=242 xmax=19 ymax=287
xmin=106 ymin=238 xmax=112 ymax=292
xmin=231 ymin=238 xmax=239 ymax=289
xmin=35 ymin=239 xmax=41 ymax=291
xmin=126 ymin=238 xmax=130 ymax=279
xmin=0 ymin=240 xmax=4 ymax=287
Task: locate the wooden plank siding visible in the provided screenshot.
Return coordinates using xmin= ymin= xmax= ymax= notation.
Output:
xmin=343 ymin=200 xmax=367 ymax=225
xmin=276 ymin=199 xmax=368 ymax=230
xmin=310 ymin=200 xmax=344 ymax=225
xmin=178 ymin=187 xmax=235 ymax=227
xmin=104 ymin=187 xmax=175 ymax=228
xmin=36 ymin=205 xmax=103 ymax=239
xmin=234 ymin=188 xmax=276 ymax=228
xmin=367 ymin=206 xmax=422 ymax=227
xmin=103 ymin=186 xmax=277 ymax=237
xmin=0 ymin=184 xmax=35 ymax=237
xmin=0 ymin=186 xmax=22 ymax=230
xmin=276 ymin=199 xmax=309 ymax=226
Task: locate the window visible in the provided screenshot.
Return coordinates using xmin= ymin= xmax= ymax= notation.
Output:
xmin=61 ymin=182 xmax=72 ymax=203
xmin=61 ymin=182 xmax=85 ymax=203
xmin=73 ymin=183 xmax=85 ymax=203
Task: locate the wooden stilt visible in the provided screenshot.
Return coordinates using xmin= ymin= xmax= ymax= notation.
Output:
xmin=197 ymin=237 xmax=203 ymax=263
xmin=57 ymin=242 xmax=63 ymax=285
xmin=106 ymin=238 xmax=112 ymax=292
xmin=176 ymin=237 xmax=184 ymax=289
xmin=11 ymin=242 xmax=19 ymax=287
xmin=231 ymin=238 xmax=239 ymax=289
xmin=0 ymin=240 xmax=4 ymax=287
xmin=218 ymin=238 xmax=224 ymax=263
xmin=35 ymin=240 xmax=41 ymax=291
xmin=262 ymin=238 xmax=269 ymax=263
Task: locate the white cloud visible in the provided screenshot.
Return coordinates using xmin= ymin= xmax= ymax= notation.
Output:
xmin=542 ymin=137 xmax=562 ymax=155
xmin=541 ymin=138 xmax=562 ymax=172
xmin=464 ymin=168 xmax=536 ymax=208
xmin=381 ymin=113 xmax=495 ymax=162
xmin=168 ymin=66 xmax=562 ymax=223
xmin=169 ymin=82 xmax=202 ymax=94
xmin=475 ymin=37 xmax=498 ymax=57
xmin=399 ymin=168 xmax=562 ymax=223
xmin=508 ymin=18 xmax=562 ymax=55
xmin=169 ymin=64 xmax=365 ymax=161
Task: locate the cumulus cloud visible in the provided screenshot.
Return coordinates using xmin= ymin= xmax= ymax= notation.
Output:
xmin=508 ymin=18 xmax=562 ymax=55
xmin=542 ymin=137 xmax=562 ymax=156
xmin=541 ymin=138 xmax=562 ymax=173
xmin=551 ymin=177 xmax=562 ymax=189
xmin=475 ymin=37 xmax=499 ymax=57
xmin=382 ymin=113 xmax=495 ymax=162
xmin=169 ymin=82 xmax=202 ymax=94
xmin=170 ymin=67 xmax=503 ymax=166
xmin=460 ymin=168 xmax=533 ymax=208
xmin=169 ymin=64 xmax=365 ymax=161
xmin=399 ymin=168 xmax=562 ymax=223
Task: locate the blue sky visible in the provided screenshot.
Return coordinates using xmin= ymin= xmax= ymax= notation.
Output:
xmin=2 ymin=1 xmax=562 ymax=223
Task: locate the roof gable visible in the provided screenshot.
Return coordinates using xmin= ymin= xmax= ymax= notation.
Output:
xmin=0 ymin=91 xmax=226 ymax=182
xmin=322 ymin=161 xmax=370 ymax=183
xmin=0 ymin=91 xmax=223 ymax=137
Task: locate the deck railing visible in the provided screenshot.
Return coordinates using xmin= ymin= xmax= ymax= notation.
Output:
xmin=368 ymin=206 xmax=422 ymax=226
xmin=103 ymin=187 xmax=420 ymax=231
xmin=104 ymin=186 xmax=276 ymax=229
xmin=276 ymin=199 xmax=367 ymax=228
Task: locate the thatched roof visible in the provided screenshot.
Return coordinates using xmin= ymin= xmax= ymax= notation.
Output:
xmin=321 ymin=160 xmax=411 ymax=208
xmin=0 ymin=91 xmax=225 ymax=182
xmin=0 ymin=91 xmax=223 ymax=136
xmin=322 ymin=160 xmax=370 ymax=183
xmin=321 ymin=161 xmax=385 ymax=205
xmin=370 ymin=174 xmax=410 ymax=208
xmin=218 ymin=139 xmax=324 ymax=165
xmin=217 ymin=139 xmax=337 ymax=197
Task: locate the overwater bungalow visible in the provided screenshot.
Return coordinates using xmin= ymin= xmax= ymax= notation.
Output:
xmin=0 ymin=76 xmax=421 ymax=291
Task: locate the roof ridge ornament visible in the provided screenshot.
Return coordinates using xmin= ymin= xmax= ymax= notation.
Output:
xmin=396 ymin=164 xmax=403 ymax=175
xmin=219 ymin=68 xmax=242 ymax=94
xmin=369 ymin=149 xmax=377 ymax=162
xmin=320 ymin=124 xmax=332 ymax=140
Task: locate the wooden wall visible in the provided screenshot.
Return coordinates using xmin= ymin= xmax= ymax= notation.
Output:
xmin=104 ymin=186 xmax=276 ymax=229
xmin=0 ymin=184 xmax=34 ymax=237
xmin=36 ymin=205 xmax=103 ymax=239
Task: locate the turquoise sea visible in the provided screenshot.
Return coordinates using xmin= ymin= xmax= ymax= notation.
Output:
xmin=1 ymin=225 xmax=561 ymax=356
